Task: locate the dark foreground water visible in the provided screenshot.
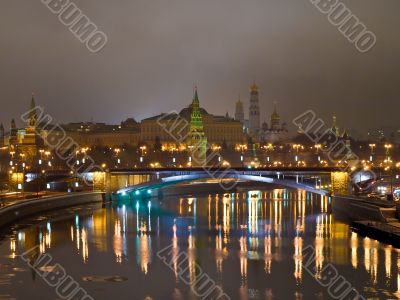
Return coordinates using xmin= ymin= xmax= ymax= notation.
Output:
xmin=0 ymin=188 xmax=399 ymax=300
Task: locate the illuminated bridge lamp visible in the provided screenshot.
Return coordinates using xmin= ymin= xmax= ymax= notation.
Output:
xmin=135 ymin=190 xmax=140 ymax=196
xmin=147 ymin=189 xmax=151 ymax=195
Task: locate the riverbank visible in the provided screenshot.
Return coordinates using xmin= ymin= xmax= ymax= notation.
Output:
xmin=332 ymin=194 xmax=397 ymax=222
xmin=333 ymin=194 xmax=400 ymax=248
xmin=0 ymin=192 xmax=104 ymax=228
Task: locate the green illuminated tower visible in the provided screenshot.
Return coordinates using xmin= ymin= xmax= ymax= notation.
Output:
xmin=188 ymin=87 xmax=207 ymax=166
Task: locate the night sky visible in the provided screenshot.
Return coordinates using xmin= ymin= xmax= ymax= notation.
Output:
xmin=1 ymin=0 xmax=399 ymax=137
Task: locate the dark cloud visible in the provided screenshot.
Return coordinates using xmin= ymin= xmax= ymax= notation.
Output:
xmin=1 ymin=0 xmax=399 ymax=137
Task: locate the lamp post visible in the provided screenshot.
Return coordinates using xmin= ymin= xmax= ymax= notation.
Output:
xmin=44 ymin=151 xmax=51 ymax=171
xmin=214 ymin=145 xmax=221 ymax=165
xmin=170 ymin=146 xmax=177 ymax=167
xmin=19 ymin=153 xmax=26 ymax=197
xmin=368 ymin=144 xmax=376 ymax=162
xmin=293 ymin=144 xmax=301 ymax=166
xmin=114 ymin=148 xmax=121 ymax=168
xmin=263 ymin=143 xmax=273 ymax=166
xmin=315 ymin=144 xmax=322 ymax=165
xmin=384 ymin=144 xmax=392 ymax=161
xmin=239 ymin=144 xmax=246 ymax=167
xmin=140 ymin=146 xmax=146 ymax=166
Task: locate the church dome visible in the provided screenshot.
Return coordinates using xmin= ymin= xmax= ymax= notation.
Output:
xmin=250 ymin=82 xmax=258 ymax=93
xmin=271 ymin=110 xmax=280 ymax=121
xmin=270 ymin=103 xmax=280 ymax=122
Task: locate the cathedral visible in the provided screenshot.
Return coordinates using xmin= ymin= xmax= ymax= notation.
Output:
xmin=234 ymin=83 xmax=288 ymax=143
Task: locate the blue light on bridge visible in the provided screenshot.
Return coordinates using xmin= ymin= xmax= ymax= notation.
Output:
xmin=147 ymin=189 xmax=151 ymax=195
xmin=135 ymin=190 xmax=140 ymax=195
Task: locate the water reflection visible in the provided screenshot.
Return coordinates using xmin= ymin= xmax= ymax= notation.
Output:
xmin=1 ymin=189 xmax=400 ymax=299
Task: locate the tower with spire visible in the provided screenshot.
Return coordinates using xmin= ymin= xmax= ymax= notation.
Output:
xmin=7 ymin=94 xmax=41 ymax=162
xmin=187 ymin=87 xmax=207 ymax=166
xmin=331 ymin=114 xmax=340 ymax=136
xmin=23 ymin=93 xmax=38 ymax=146
xmin=0 ymin=123 xmax=4 ymax=147
xmin=235 ymin=95 xmax=244 ymax=124
xmin=27 ymin=92 xmax=38 ymax=128
xmin=9 ymin=119 xmax=17 ymax=145
xmin=248 ymin=82 xmax=260 ymax=138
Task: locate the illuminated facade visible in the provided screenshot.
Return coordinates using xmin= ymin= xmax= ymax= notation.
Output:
xmin=140 ymin=88 xmax=245 ymax=148
xmin=58 ymin=119 xmax=140 ymax=148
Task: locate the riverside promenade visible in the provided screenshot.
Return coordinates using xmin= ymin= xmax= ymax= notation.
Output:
xmin=0 ymin=192 xmax=104 ymax=228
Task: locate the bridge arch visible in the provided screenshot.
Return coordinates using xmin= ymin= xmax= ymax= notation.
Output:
xmin=116 ymin=172 xmax=327 ymax=196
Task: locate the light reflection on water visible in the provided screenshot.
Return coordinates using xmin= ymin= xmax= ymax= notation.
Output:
xmin=0 ymin=189 xmax=399 ymax=299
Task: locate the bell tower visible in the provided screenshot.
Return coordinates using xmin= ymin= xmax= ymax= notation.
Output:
xmin=248 ymin=82 xmax=260 ymax=138
xmin=235 ymin=95 xmax=244 ymax=123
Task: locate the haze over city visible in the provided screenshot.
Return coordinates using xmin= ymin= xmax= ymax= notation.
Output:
xmin=1 ymin=0 xmax=399 ymax=137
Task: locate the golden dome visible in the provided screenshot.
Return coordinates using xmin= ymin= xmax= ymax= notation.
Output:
xmin=250 ymin=82 xmax=258 ymax=93
xmin=271 ymin=102 xmax=280 ymax=121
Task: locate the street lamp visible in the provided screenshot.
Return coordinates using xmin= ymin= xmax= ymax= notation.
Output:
xmin=139 ymin=146 xmax=146 ymax=166
xmin=213 ymin=145 xmax=221 ymax=164
xmin=239 ymin=144 xmax=246 ymax=167
xmin=369 ymin=144 xmax=376 ymax=154
xmin=293 ymin=144 xmax=301 ymax=164
xmin=384 ymin=144 xmax=392 ymax=161
xmin=20 ymin=153 xmax=26 ymax=196
xmin=368 ymin=144 xmax=376 ymax=161
xmin=114 ymin=148 xmax=121 ymax=167
xmin=140 ymin=146 xmax=147 ymax=156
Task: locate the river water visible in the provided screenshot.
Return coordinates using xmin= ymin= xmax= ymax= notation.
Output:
xmin=0 ymin=188 xmax=399 ymax=299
